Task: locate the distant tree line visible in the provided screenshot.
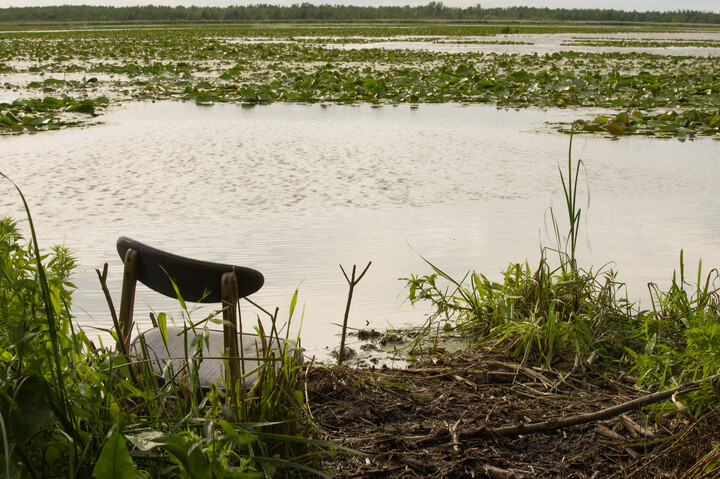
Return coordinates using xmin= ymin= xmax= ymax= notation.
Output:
xmin=0 ymin=3 xmax=718 ymax=24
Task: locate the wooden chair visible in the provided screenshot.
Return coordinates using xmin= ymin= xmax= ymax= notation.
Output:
xmin=116 ymin=236 xmax=271 ymax=389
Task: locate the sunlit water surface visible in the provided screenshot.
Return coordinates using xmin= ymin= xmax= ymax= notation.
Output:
xmin=331 ymin=32 xmax=720 ymax=56
xmin=1 ymin=102 xmax=718 ymax=359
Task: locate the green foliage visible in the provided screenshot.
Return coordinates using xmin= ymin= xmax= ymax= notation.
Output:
xmin=0 ymin=180 xmax=340 ymax=477
xmin=1 ymin=4 xmax=719 ymax=25
xmin=404 ymin=134 xmax=620 ymax=368
xmin=93 ymin=428 xmax=137 ymax=479
xmin=403 ymin=137 xmax=720 ymax=412
xmin=629 ymin=254 xmax=720 ymax=410
xmin=0 ymin=216 xmax=90 ymax=476
xmin=568 ymin=108 xmax=720 ymax=139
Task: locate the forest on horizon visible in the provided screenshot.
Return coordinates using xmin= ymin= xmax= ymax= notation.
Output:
xmin=1 ymin=3 xmax=719 ymax=24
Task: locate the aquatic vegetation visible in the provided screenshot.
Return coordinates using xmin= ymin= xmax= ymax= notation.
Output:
xmin=435 ymin=39 xmax=533 ymax=45
xmin=563 ymin=38 xmax=720 ymax=48
xmin=0 ymin=96 xmax=107 ymax=134
xmin=179 ymin=50 xmax=720 ymax=114
xmin=1 ymin=25 xmax=720 ymax=136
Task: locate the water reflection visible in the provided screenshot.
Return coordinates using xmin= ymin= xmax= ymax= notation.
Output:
xmin=1 ymin=102 xmax=718 ymax=359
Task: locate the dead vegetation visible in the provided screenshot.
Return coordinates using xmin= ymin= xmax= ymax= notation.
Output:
xmin=304 ymin=350 xmax=720 ymax=478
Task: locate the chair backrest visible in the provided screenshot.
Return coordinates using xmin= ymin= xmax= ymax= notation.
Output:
xmin=115 ymin=237 xmax=270 ymax=395
xmin=116 ymin=236 xmax=264 ymax=303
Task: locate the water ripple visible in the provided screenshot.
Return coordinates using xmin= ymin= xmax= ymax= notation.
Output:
xmin=1 ymin=102 xmax=719 ymax=358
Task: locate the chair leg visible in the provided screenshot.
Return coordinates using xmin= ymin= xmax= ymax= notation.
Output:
xmin=221 ymin=272 xmax=241 ymax=410
xmin=117 ymin=248 xmax=138 ymax=353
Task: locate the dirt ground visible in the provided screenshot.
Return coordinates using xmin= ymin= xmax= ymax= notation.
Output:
xmin=303 ymin=349 xmax=720 ymax=478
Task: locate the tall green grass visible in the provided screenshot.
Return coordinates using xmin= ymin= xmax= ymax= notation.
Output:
xmin=630 ymin=253 xmax=720 ymax=409
xmin=0 ymin=173 xmax=342 ymax=477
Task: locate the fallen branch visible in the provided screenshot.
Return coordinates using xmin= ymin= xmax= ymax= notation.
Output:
xmin=595 ymin=424 xmax=625 ymax=442
xmin=463 ymin=374 xmax=718 ymax=439
xmin=482 ymin=464 xmax=518 ymax=479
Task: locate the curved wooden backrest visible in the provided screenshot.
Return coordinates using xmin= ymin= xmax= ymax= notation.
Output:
xmin=117 ymin=237 xmax=264 ymax=303
xmin=116 ymin=237 xmax=269 ymax=400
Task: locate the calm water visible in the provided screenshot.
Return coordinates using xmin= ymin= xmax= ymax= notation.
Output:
xmin=333 ymin=32 xmax=720 ymax=56
xmin=1 ymin=102 xmax=719 ymax=358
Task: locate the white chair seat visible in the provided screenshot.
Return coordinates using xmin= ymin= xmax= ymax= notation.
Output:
xmin=131 ymin=326 xmax=302 ymax=388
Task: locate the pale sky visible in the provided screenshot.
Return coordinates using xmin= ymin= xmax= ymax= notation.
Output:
xmin=1 ymin=0 xmax=719 ymax=13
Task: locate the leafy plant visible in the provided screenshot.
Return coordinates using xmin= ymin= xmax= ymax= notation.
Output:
xmin=566 ymin=108 xmax=720 ymax=138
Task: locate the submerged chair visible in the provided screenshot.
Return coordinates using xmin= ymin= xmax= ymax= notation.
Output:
xmin=116 ymin=236 xmax=292 ymax=389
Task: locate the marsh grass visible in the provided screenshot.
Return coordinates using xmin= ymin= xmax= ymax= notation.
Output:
xmin=403 ymin=137 xmax=720 ymax=411
xmin=0 ymin=173 xmax=344 ymax=477
xmin=3 ymin=26 xmax=720 ymax=136
xmin=568 ymin=108 xmax=720 ymax=139
xmin=404 ymin=255 xmax=638 ymax=369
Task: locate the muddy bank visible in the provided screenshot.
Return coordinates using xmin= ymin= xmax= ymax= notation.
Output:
xmin=304 ymin=349 xmax=717 ymax=478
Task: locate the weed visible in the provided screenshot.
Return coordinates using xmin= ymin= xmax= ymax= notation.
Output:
xmin=2 ymin=27 xmax=720 ymax=137
xmin=403 ymin=136 xmax=720 ymax=413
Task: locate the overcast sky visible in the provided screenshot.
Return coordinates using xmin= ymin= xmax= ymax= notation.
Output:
xmin=2 ymin=0 xmax=719 ymax=13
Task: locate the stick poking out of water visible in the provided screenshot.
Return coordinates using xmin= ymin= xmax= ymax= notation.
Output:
xmin=338 ymin=262 xmax=372 ymax=365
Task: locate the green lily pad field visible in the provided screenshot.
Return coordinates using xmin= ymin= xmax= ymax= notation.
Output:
xmin=2 ymin=23 xmax=719 ymax=138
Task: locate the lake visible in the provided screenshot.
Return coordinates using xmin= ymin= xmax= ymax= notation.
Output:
xmin=1 ymin=102 xmax=718 ymax=359
xmin=334 ymin=31 xmax=720 ymax=57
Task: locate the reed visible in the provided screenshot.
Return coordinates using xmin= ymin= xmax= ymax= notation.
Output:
xmin=4 ymin=28 xmax=720 ymax=139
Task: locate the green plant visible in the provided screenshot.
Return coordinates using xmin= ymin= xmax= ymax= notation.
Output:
xmin=629 ymin=251 xmax=720 ymax=411
xmin=0 ymin=173 xmax=345 ymax=477
xmin=403 ymin=135 xmax=619 ymax=368
xmin=403 ymin=135 xmax=720 ymax=414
